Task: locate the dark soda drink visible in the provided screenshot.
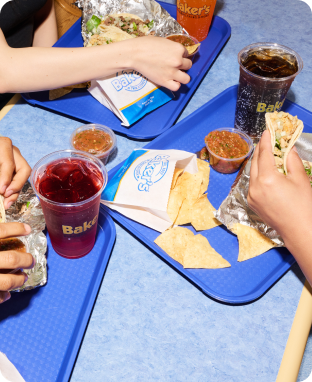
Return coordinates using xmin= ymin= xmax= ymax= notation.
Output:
xmin=31 ymin=151 xmax=107 ymax=259
xmin=234 ymin=43 xmax=303 ymax=141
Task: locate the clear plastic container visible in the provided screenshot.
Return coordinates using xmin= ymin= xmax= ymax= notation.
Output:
xmin=70 ymin=124 xmax=116 ymax=165
xmin=165 ymin=34 xmax=200 ymax=60
xmin=205 ymin=128 xmax=254 ymax=174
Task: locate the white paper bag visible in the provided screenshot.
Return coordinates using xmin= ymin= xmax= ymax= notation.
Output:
xmin=88 ymin=70 xmax=173 ymax=126
xmin=101 ymin=149 xmax=198 ymax=231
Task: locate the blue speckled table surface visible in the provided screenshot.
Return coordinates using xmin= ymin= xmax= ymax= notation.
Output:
xmin=1 ymin=0 xmax=312 ymax=381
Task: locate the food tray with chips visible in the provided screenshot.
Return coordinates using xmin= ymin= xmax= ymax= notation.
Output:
xmin=102 ymin=85 xmax=312 ymax=304
xmin=0 ymin=209 xmax=116 ymax=382
xmin=21 ymin=2 xmax=231 ymax=140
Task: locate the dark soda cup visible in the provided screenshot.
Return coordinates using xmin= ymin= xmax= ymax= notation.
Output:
xmin=234 ymin=42 xmax=303 ymax=141
xmin=30 ymin=150 xmax=108 ymax=258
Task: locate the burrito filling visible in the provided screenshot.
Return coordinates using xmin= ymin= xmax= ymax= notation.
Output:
xmin=87 ymin=14 xmax=154 ymax=46
xmin=270 ymin=111 xmax=299 ymax=173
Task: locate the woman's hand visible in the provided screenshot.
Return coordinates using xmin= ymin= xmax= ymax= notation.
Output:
xmin=0 ymin=223 xmax=34 ymax=304
xmin=0 ymin=137 xmax=31 ymax=209
xmin=247 ymin=130 xmax=312 ymax=238
xmin=248 ymin=129 xmax=312 ymax=285
xmin=127 ymin=36 xmax=192 ymax=92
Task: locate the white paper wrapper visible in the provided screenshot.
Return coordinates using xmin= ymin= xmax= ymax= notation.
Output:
xmin=101 ymin=149 xmax=198 ymax=232
xmin=0 ymin=353 xmax=25 ymax=382
xmin=76 ymin=0 xmax=188 ymax=126
xmin=215 ymin=133 xmax=312 ymax=246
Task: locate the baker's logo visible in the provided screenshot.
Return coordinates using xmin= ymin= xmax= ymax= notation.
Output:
xmin=111 ymin=70 xmax=147 ymax=92
xmin=134 ymin=155 xmax=169 ymax=192
xmin=62 ymin=215 xmax=98 ymax=235
xmin=256 ymin=100 xmax=285 ymax=113
xmin=177 ymin=0 xmax=210 ymax=18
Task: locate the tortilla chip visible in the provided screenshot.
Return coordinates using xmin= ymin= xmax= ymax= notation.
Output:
xmin=171 ymin=168 xmax=184 ymax=190
xmin=167 ymin=189 xmax=184 ymax=224
xmin=174 ymin=172 xmax=202 ymax=204
xmin=175 ymin=198 xmax=193 ymax=225
xmin=0 ymin=196 xmax=5 ymax=223
xmin=183 ymin=234 xmax=231 ymax=269
xmin=196 ymin=159 xmax=210 ymax=195
xmin=191 ymin=194 xmax=221 ymax=231
xmin=186 ymin=43 xmax=200 ymax=55
xmin=232 ymin=223 xmax=277 ymax=262
xmin=154 ymin=226 xmax=194 ymax=265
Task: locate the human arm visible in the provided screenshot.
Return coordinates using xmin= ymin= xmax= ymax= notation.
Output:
xmin=0 ymin=222 xmax=34 ymax=303
xmin=0 ymin=137 xmax=31 ymax=209
xmin=33 ymin=0 xmax=58 ymax=47
xmin=0 ymin=30 xmax=191 ymax=93
xmin=247 ymin=130 xmax=312 ymax=285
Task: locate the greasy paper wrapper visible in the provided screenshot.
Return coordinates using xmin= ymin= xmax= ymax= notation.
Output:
xmin=76 ymin=0 xmax=185 ymax=45
xmin=215 ymin=134 xmax=312 ymax=247
xmin=5 ymin=182 xmax=47 ymax=292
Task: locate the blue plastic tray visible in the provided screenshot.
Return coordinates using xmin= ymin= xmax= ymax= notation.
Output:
xmin=102 ymin=85 xmax=312 ymax=304
xmin=21 ymin=2 xmax=231 ymax=140
xmin=0 ymin=209 xmax=116 ymax=382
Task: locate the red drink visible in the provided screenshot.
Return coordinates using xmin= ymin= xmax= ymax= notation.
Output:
xmin=31 ymin=151 xmax=107 ymax=258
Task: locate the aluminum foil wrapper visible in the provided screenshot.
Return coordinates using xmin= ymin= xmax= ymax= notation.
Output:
xmin=215 ymin=133 xmax=312 ymax=247
xmin=76 ymin=0 xmax=185 ymax=45
xmin=5 ymin=182 xmax=47 ymax=292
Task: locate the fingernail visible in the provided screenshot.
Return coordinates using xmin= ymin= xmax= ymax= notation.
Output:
xmin=5 ymin=189 xmax=13 ymax=197
xmin=23 ymin=273 xmax=28 ymax=283
xmin=0 ymin=185 xmax=6 ymax=194
xmin=32 ymin=257 xmax=36 ymax=268
xmin=23 ymin=224 xmax=31 ymax=235
xmin=293 ymin=146 xmax=298 ymax=153
xmin=4 ymin=292 xmax=11 ymax=302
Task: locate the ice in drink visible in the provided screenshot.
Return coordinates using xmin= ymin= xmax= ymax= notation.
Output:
xmin=234 ymin=43 xmax=303 ymax=141
xmin=31 ymin=150 xmax=107 ymax=258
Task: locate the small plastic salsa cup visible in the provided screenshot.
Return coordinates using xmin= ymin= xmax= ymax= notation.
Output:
xmin=205 ymin=128 xmax=254 ymax=174
xmin=165 ymin=34 xmax=200 ymax=60
xmin=70 ymin=124 xmax=116 ymax=165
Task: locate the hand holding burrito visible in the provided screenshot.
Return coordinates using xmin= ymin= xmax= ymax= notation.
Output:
xmin=247 ymin=129 xmax=312 ymax=285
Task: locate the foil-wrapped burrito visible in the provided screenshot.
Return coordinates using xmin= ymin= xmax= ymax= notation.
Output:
xmin=4 ymin=182 xmax=47 ymax=292
xmin=215 ymin=132 xmax=312 ymax=247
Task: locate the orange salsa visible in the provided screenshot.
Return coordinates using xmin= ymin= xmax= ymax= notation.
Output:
xmin=73 ymin=129 xmax=113 ymax=155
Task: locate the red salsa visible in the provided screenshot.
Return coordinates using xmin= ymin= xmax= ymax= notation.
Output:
xmin=205 ymin=131 xmax=249 ymax=159
xmin=166 ymin=35 xmax=195 ymax=47
xmin=73 ymin=129 xmax=113 ymax=155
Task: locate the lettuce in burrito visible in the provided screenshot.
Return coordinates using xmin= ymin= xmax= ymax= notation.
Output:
xmin=265 ymin=111 xmax=303 ymax=174
xmin=87 ymin=13 xmax=154 ymax=47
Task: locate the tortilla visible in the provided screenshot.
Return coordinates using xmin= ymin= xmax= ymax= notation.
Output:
xmin=191 ymin=194 xmax=221 ymax=231
xmin=154 ymin=227 xmax=230 ymax=269
xmin=185 ymin=43 xmax=200 ymax=55
xmin=265 ymin=111 xmax=303 ymax=174
xmin=154 ymin=226 xmax=194 ymax=265
xmin=232 ymin=223 xmax=277 ymax=262
xmin=0 ymin=195 xmax=5 ymax=223
xmin=183 ymin=234 xmax=231 ymax=269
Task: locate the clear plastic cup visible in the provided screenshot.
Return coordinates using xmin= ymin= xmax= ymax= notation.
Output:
xmin=165 ymin=34 xmax=200 ymax=61
xmin=30 ymin=150 xmax=108 ymax=259
xmin=70 ymin=124 xmax=116 ymax=165
xmin=205 ymin=128 xmax=254 ymax=174
xmin=234 ymin=42 xmax=303 ymax=141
